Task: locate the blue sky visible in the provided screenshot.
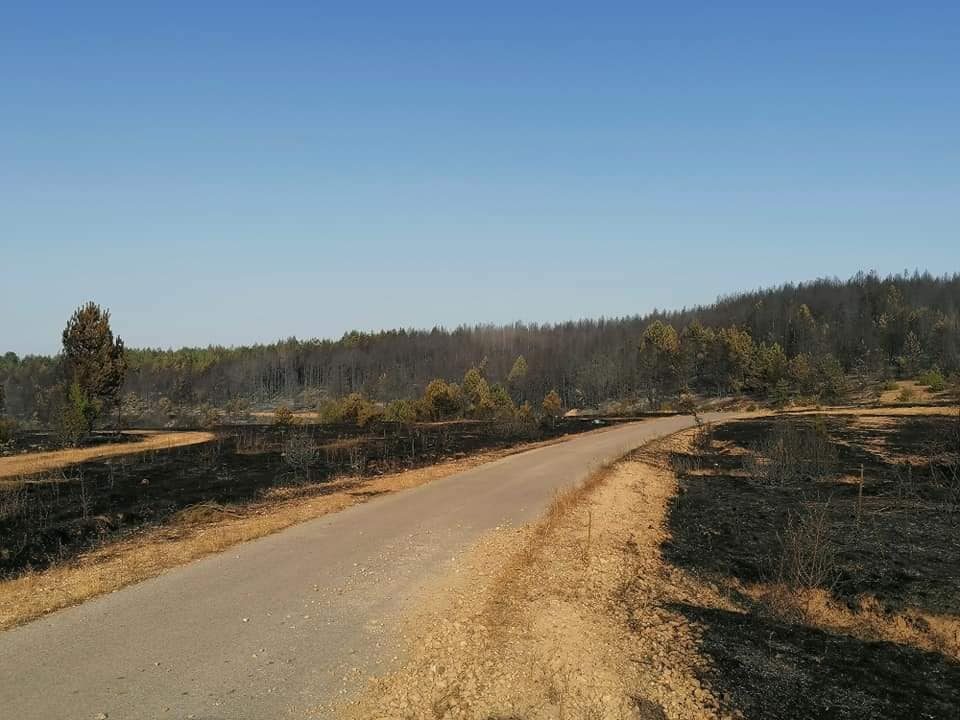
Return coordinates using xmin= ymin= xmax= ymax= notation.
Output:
xmin=3 ymin=2 xmax=958 ymax=354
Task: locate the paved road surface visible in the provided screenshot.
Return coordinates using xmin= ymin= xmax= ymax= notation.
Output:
xmin=0 ymin=414 xmax=725 ymax=719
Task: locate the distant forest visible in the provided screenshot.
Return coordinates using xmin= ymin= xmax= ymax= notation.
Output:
xmin=2 ymin=271 xmax=959 ymax=424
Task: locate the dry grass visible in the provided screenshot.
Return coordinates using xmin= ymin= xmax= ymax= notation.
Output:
xmin=0 ymin=431 xmax=216 ymax=480
xmin=744 ymin=584 xmax=960 ymax=661
xmin=879 ymin=380 xmax=934 ymax=405
xmin=788 ymin=403 xmax=958 ymax=418
xmin=0 ymin=432 xmax=595 ymax=631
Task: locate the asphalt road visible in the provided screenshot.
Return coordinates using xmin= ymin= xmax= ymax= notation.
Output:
xmin=0 ymin=414 xmax=720 ymax=719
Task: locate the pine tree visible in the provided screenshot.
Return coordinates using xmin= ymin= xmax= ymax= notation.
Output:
xmin=61 ymin=302 xmax=127 ymax=433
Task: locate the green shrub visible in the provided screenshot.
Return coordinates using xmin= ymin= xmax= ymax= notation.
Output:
xmin=58 ymin=382 xmax=96 ymax=446
xmin=918 ymin=368 xmax=946 ymax=392
xmin=340 ymin=393 xmax=381 ymax=426
xmin=317 ymin=394 xmax=381 ymax=426
xmin=384 ymin=399 xmax=418 ymax=425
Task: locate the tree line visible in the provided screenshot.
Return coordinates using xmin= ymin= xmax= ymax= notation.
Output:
xmin=2 ymin=271 xmax=958 ymax=427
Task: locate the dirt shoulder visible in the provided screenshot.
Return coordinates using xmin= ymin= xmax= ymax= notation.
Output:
xmin=0 ymin=431 xmax=216 ymax=480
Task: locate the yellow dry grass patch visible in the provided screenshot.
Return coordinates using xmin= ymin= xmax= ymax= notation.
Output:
xmin=878 ymin=380 xmax=934 ymax=405
xmin=744 ymin=584 xmax=960 ymax=661
xmin=0 ymin=431 xmax=216 ymax=480
xmin=782 ymin=404 xmax=959 ymax=422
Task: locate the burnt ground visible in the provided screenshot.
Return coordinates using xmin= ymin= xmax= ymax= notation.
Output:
xmin=674 ymin=601 xmax=960 ymax=720
xmin=0 ymin=417 xmax=608 ymax=577
xmin=657 ymin=413 xmax=960 ymax=719
xmin=1 ymin=430 xmax=141 ymax=456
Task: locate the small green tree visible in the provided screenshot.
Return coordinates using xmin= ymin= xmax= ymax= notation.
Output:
xmin=770 ymin=379 xmax=792 ymax=408
xmin=755 ymin=342 xmax=788 ymax=392
xmin=59 ymin=382 xmax=96 ymax=446
xmin=506 ymin=355 xmax=529 ymax=401
xmin=463 ymin=366 xmax=493 ymax=417
xmin=640 ymin=321 xmax=680 ymax=408
xmin=815 ymin=355 xmax=847 ymax=402
xmin=787 ymin=353 xmax=815 ymax=395
xmin=488 ymin=383 xmax=516 ymax=420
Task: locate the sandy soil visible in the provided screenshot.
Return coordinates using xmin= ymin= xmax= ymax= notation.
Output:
xmin=0 ymin=431 xmax=216 ymax=480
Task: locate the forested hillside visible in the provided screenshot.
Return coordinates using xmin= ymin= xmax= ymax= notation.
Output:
xmin=2 ymin=271 xmax=959 ymax=424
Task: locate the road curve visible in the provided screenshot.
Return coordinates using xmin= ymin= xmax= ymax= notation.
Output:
xmin=0 ymin=414 xmax=724 ymax=719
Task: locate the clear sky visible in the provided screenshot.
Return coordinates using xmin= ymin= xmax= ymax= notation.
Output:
xmin=3 ymin=2 xmax=958 ymax=355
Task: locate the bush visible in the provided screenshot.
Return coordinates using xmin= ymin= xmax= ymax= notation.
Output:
xmin=897 ymin=386 xmax=917 ymax=403
xmin=918 ymin=368 xmax=947 ymax=392
xmin=340 ymin=393 xmax=381 ymax=427
xmin=273 ymin=404 xmax=296 ymax=427
xmin=283 ymin=431 xmax=319 ymax=479
xmin=491 ymin=404 xmax=539 ymax=440
xmin=421 ymin=379 xmax=462 ymax=420
xmin=384 ymin=399 xmax=418 ymax=425
xmin=775 ymin=502 xmax=840 ymax=593
xmin=744 ymin=420 xmax=838 ymax=485
xmin=318 ymin=393 xmax=381 ymax=426
xmin=317 ymin=397 xmax=344 ymax=424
